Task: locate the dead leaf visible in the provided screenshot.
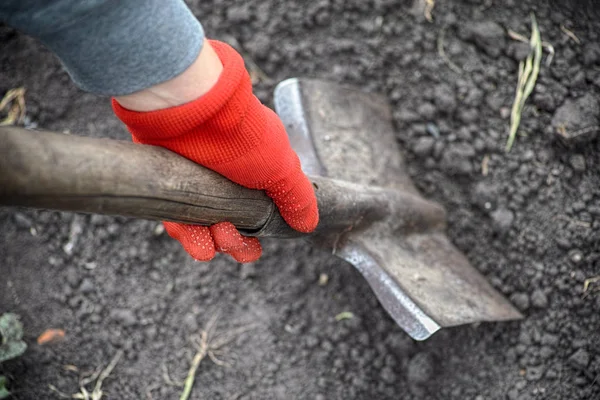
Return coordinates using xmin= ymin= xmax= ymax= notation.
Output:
xmin=37 ymin=329 xmax=65 ymax=345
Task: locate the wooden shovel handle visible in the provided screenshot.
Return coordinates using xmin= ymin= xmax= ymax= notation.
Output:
xmin=0 ymin=126 xmax=282 ymax=231
xmin=0 ymin=127 xmax=445 ymax=239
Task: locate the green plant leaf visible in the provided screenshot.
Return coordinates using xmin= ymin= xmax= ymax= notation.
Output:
xmin=0 ymin=313 xmax=27 ymax=363
xmin=0 ymin=314 xmax=23 ymax=343
xmin=0 ymin=341 xmax=27 ymax=364
xmin=0 ymin=375 xmax=10 ymax=399
xmin=506 ymin=12 xmax=543 ymax=152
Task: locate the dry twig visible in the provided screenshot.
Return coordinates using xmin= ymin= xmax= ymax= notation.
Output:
xmin=162 ymin=364 xmax=185 ymax=387
xmin=556 ymin=125 xmax=600 ymax=141
xmin=554 ymin=215 xmax=591 ymax=229
xmin=560 ymin=24 xmax=581 ymax=44
xmin=437 ymin=25 xmax=463 ymax=74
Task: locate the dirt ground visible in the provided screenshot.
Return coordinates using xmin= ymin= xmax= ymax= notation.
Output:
xmin=1 ymin=0 xmax=600 ymax=399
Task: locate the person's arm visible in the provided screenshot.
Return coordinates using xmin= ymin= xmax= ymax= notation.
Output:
xmin=1 ymin=1 xmax=318 ymax=263
xmin=0 ymin=0 xmax=204 ymax=96
xmin=115 ymin=39 xmax=222 ymax=112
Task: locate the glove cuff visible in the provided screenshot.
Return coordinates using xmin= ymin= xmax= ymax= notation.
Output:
xmin=111 ymin=40 xmax=249 ymax=141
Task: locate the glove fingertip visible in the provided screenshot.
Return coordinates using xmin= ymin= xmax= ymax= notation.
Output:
xmin=268 ymin=173 xmax=319 ymax=233
xmin=288 ymin=203 xmax=319 ymax=233
xmin=227 ymin=237 xmax=262 ymax=263
xmin=163 ymin=222 xmax=216 ymax=261
xmin=210 ymin=221 xmax=245 ymax=252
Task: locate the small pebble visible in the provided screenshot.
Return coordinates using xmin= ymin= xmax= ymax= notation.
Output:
xmin=153 ymin=223 xmax=165 ymax=236
xmin=413 ymin=137 xmax=436 ymax=156
xmin=66 ymin=266 xmax=80 ymax=287
xmin=240 ymin=263 xmax=258 ymax=279
xmin=318 ymin=273 xmax=329 ymax=286
xmin=491 ymin=208 xmax=514 ymax=233
xmin=531 ymin=289 xmax=548 ymax=308
xmin=407 ymin=352 xmax=434 ymax=384
xmin=380 ymin=366 xmax=396 ymax=384
xmin=14 ymin=213 xmax=33 ymax=228
xmin=569 ymin=154 xmax=586 ymax=173
xmin=510 ymin=292 xmax=530 ymax=311
xmin=570 ymin=250 xmax=583 ymax=263
xmin=569 ymin=349 xmax=590 ymax=370
xmin=79 ymin=278 xmax=95 ymax=294
xmin=109 ymin=308 xmax=137 ymax=327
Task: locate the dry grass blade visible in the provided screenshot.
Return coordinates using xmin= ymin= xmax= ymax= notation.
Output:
xmin=162 ymin=364 xmax=185 ymax=387
xmin=207 ymin=349 xmax=230 ymax=367
xmin=49 ymin=351 xmax=123 ymax=400
xmin=424 ymin=0 xmax=435 ymax=22
xmin=556 ymin=125 xmax=600 ymax=140
xmin=209 ymin=324 xmax=256 ymax=350
xmin=583 ymin=276 xmax=600 ymax=296
xmin=506 ymin=13 xmax=542 ymax=152
xmin=553 ymin=215 xmax=591 ymax=230
xmin=0 ymin=88 xmax=26 ymax=126
xmin=481 ymin=155 xmax=490 ymax=176
xmin=437 ymin=25 xmax=463 ymax=74
xmin=78 ymin=368 xmax=102 ymax=388
xmin=560 ymin=24 xmax=581 ymax=44
xmin=91 ymin=350 xmax=123 ymax=400
xmin=48 ymin=384 xmax=73 ymax=399
xmin=507 ymin=28 xmax=554 ymax=66
xmin=179 ymin=330 xmax=209 ymax=400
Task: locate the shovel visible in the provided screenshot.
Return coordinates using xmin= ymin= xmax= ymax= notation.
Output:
xmin=0 ymin=78 xmax=522 ymax=340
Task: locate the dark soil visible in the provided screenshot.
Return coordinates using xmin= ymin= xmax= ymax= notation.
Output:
xmin=2 ymin=0 xmax=600 ymax=399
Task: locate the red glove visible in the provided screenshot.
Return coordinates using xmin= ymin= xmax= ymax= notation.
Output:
xmin=112 ymin=40 xmax=318 ymax=263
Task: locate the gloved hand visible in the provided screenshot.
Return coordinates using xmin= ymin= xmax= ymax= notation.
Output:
xmin=112 ymin=40 xmax=318 ymax=263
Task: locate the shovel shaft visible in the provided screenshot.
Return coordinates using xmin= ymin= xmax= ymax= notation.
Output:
xmin=0 ymin=126 xmax=280 ymax=232
xmin=0 ymin=127 xmax=445 ymax=239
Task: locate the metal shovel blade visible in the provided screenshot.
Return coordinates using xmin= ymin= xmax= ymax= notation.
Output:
xmin=274 ymin=78 xmax=523 ymax=341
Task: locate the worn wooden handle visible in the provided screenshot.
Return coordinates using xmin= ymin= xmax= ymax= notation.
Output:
xmin=0 ymin=126 xmax=281 ymax=230
xmin=0 ymin=127 xmax=446 ymax=239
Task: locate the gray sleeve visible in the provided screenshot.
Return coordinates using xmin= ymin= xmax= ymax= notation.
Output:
xmin=0 ymin=0 xmax=205 ymax=96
